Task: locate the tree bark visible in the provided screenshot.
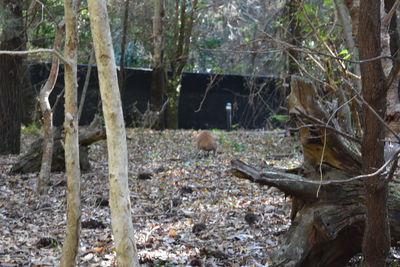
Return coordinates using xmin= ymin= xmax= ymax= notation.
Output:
xmin=231 ymin=159 xmax=400 ymax=267
xmin=229 ymin=75 xmax=397 ymax=266
xmin=118 ymin=0 xmax=130 ymax=97
xmin=150 ymin=0 xmax=166 ymax=129
xmin=334 ymin=0 xmax=362 ymax=92
xmin=358 ymin=1 xmax=390 ymax=266
xmin=78 ymin=49 xmax=95 ymax=123
xmin=60 ymin=0 xmax=81 ymax=265
xmin=37 ymin=23 xmax=64 ymax=195
xmin=87 ymin=0 xmax=139 ymax=266
xmin=166 ymin=0 xmax=198 ymax=129
xmin=285 ymin=0 xmax=301 ymax=76
xmin=10 ymin=121 xmax=104 ymax=174
xmin=0 ymin=0 xmax=24 ymax=154
xmin=383 ymin=0 xmax=400 ymax=141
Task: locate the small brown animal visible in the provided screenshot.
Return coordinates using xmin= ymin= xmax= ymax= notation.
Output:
xmin=196 ymin=130 xmax=217 ymax=155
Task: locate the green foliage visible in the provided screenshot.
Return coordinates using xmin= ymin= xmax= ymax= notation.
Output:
xmin=28 ymin=0 xmax=64 ymax=49
xmin=114 ymin=41 xmax=146 ymax=67
xmin=218 ymin=134 xmax=226 ymax=143
xmin=218 ymin=133 xmax=244 ymax=151
xmin=225 ymin=139 xmax=244 ymax=151
xmin=21 ymin=121 xmax=42 ymax=134
xmin=271 ymin=114 xmax=289 ymax=122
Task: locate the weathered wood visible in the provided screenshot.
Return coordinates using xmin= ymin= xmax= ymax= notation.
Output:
xmin=10 ymin=121 xmax=105 ymax=174
xmin=231 ymin=159 xmax=400 ymax=266
xmin=229 ymin=76 xmax=400 ymax=266
xmin=287 ymin=76 xmax=361 ymax=174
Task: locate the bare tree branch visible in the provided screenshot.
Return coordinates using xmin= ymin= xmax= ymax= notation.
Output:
xmin=0 ymin=49 xmax=70 ymax=65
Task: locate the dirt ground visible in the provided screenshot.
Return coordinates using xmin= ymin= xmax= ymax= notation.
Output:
xmin=0 ymin=129 xmax=301 ymax=266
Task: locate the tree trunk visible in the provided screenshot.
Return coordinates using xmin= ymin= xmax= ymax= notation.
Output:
xmin=60 ymin=0 xmax=81 ymax=265
xmin=10 ymin=120 xmax=104 ymax=174
xmin=383 ymin=0 xmax=400 ymax=141
xmin=150 ymin=0 xmax=166 ymax=129
xmin=334 ymin=0 xmax=362 ymax=92
xmin=0 ymin=0 xmax=24 ymax=154
xmin=230 ymin=76 xmax=398 ymax=266
xmin=358 ymin=1 xmax=390 ymax=266
xmin=231 ymin=159 xmax=400 ymax=267
xmin=166 ymin=82 xmax=180 ymax=128
xmin=165 ymin=0 xmax=198 ymax=129
xmin=78 ymin=49 xmax=95 ymax=123
xmin=37 ymin=23 xmax=64 ymax=195
xmin=87 ymin=0 xmax=139 ymax=266
xmin=285 ymin=0 xmax=301 ymax=76
xmin=118 ymin=0 xmax=130 ymax=97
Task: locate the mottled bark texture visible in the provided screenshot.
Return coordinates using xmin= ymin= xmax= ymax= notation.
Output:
xmin=150 ymin=0 xmax=166 ymax=129
xmin=37 ymin=23 xmax=64 ymax=195
xmin=60 ymin=0 xmax=81 ymax=265
xmin=359 ymin=1 xmax=390 ymax=266
xmin=0 ymin=0 xmax=24 ymax=154
xmin=88 ymin=0 xmax=139 ymax=266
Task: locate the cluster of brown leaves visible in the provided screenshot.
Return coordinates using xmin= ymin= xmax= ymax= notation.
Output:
xmin=0 ymin=129 xmax=301 ymax=266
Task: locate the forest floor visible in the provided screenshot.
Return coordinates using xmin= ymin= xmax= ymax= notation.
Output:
xmin=0 ymin=128 xmax=302 ymax=266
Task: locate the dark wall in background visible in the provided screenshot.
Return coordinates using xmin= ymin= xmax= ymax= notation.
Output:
xmin=30 ymin=64 xmax=285 ymax=129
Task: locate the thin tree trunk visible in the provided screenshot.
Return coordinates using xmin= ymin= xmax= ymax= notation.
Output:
xmin=333 ymin=0 xmax=360 ymax=134
xmin=60 ymin=0 xmax=81 ymax=265
xmin=166 ymin=0 xmax=198 ymax=129
xmin=150 ymin=0 xmax=166 ymax=129
xmin=78 ymin=49 xmax=95 ymax=123
xmin=334 ymin=0 xmax=362 ymax=91
xmin=118 ymin=0 xmax=130 ymax=96
xmin=383 ymin=0 xmax=400 ymax=140
xmin=358 ymin=1 xmax=390 ymax=266
xmin=87 ymin=0 xmax=139 ymax=266
xmin=37 ymin=23 xmax=64 ymax=195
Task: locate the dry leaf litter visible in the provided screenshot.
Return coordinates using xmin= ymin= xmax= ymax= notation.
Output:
xmin=0 ymin=129 xmax=302 ymax=266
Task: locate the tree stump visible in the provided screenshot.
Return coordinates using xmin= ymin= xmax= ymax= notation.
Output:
xmin=11 ymin=117 xmax=106 ymax=174
xmin=231 ymin=76 xmax=400 ymax=266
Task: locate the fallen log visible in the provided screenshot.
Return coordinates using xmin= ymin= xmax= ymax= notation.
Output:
xmin=231 ymin=159 xmax=400 ymax=266
xmin=11 ymin=116 xmax=106 ymax=174
xmin=230 ymin=76 xmax=400 ymax=266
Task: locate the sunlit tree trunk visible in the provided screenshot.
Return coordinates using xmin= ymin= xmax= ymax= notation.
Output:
xmin=60 ymin=0 xmax=81 ymax=265
xmin=87 ymin=0 xmax=139 ymax=266
xmin=358 ymin=0 xmax=390 ymax=266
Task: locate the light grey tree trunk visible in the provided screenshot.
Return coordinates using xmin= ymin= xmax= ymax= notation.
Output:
xmin=334 ymin=0 xmax=361 ymax=91
xmin=37 ymin=23 xmax=64 ymax=195
xmin=87 ymin=0 xmax=139 ymax=266
xmin=60 ymin=0 xmax=81 ymax=266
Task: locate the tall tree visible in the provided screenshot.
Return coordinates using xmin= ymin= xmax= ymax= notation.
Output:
xmin=165 ymin=0 xmax=198 ymax=128
xmin=149 ymin=0 xmax=166 ymax=129
xmin=118 ymin=0 xmax=131 ymax=96
xmin=359 ymin=0 xmax=390 ymax=266
xmin=87 ymin=0 xmax=139 ymax=266
xmin=60 ymin=0 xmax=81 ymax=265
xmin=0 ymin=0 xmax=24 ymax=154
